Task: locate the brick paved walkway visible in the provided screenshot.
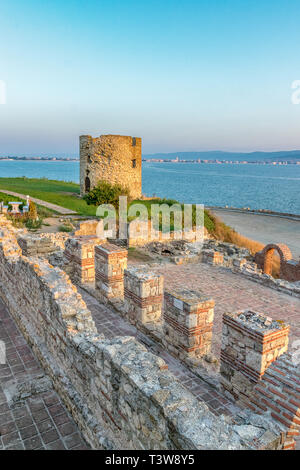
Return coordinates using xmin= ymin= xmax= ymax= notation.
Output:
xmin=146 ymin=262 xmax=300 ymax=356
xmin=0 ymin=300 xmax=89 ymax=450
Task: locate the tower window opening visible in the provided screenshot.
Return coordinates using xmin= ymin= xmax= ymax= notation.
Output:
xmin=85 ymin=176 xmax=91 ymax=193
xmin=132 ymin=137 xmax=136 ymax=146
xmin=132 ymin=159 xmax=136 ymax=168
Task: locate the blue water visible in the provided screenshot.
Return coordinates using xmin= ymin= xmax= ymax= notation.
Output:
xmin=0 ymin=160 xmax=299 ymax=215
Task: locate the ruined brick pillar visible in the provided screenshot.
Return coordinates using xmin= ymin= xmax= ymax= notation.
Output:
xmin=123 ymin=266 xmax=164 ymax=326
xmin=163 ymin=288 xmax=214 ymax=363
xmin=95 ymin=243 xmax=127 ymax=303
xmin=220 ymin=310 xmax=290 ymax=402
xmin=64 ymin=235 xmax=102 ymax=285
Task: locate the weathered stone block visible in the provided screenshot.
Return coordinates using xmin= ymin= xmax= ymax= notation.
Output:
xmin=220 ymin=310 xmax=290 ymax=401
xmin=123 ymin=266 xmax=163 ymax=326
xmin=163 ymin=288 xmax=214 ymax=362
xmin=95 ymin=243 xmax=127 ymax=303
xmin=64 ymin=235 xmax=103 ymax=284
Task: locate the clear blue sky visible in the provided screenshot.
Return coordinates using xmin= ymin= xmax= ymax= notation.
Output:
xmin=1 ymin=0 xmax=300 ymax=155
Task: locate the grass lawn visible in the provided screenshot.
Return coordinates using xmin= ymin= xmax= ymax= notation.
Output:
xmin=0 ymin=190 xmax=55 ymax=218
xmin=0 ymin=177 xmax=97 ymax=216
xmin=0 ymin=178 xmax=217 ymax=230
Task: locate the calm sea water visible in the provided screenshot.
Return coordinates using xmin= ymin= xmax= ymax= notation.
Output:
xmin=0 ymin=160 xmax=299 ymax=215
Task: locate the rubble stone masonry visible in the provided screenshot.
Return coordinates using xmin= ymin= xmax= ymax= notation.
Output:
xmin=123 ymin=266 xmax=164 ymax=327
xmin=220 ymin=310 xmax=290 ymax=402
xmin=64 ymin=235 xmax=103 ymax=285
xmin=0 ymin=218 xmax=274 ymax=450
xmin=163 ymin=288 xmax=214 ymax=363
xmin=95 ymin=243 xmax=127 ymax=304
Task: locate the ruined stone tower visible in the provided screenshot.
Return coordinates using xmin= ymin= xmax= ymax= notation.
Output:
xmin=80 ymin=134 xmax=142 ymax=199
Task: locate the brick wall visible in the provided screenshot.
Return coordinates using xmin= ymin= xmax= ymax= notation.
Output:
xmin=245 ymin=353 xmax=300 ymax=450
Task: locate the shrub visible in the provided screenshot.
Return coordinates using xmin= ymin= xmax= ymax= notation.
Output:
xmin=25 ymin=218 xmax=43 ymax=230
xmin=59 ymin=224 xmax=73 ymax=232
xmin=83 ymin=181 xmax=131 ymax=209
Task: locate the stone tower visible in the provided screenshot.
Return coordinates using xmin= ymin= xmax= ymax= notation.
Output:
xmin=80 ymin=134 xmax=142 ymax=199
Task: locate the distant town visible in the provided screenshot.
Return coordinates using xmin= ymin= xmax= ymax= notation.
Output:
xmin=142 ymin=157 xmax=300 ymax=165
xmin=0 ymin=155 xmax=300 ymax=165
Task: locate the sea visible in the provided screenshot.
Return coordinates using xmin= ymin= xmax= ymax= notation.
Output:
xmin=0 ymin=160 xmax=299 ymax=215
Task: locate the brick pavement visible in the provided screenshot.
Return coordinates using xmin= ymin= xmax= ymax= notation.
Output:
xmin=0 ymin=299 xmax=89 ymax=450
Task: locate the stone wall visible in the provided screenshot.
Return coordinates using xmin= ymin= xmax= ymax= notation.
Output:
xmin=163 ymin=289 xmax=214 ymax=364
xmin=219 ymin=309 xmax=300 ymax=449
xmin=1 ymin=222 xmax=278 ymax=450
xmin=95 ymin=243 xmax=128 ymax=304
xmin=123 ymin=266 xmax=164 ymax=328
xmin=220 ymin=310 xmax=289 ymax=402
xmin=63 ymin=235 xmax=103 ymax=285
xmin=80 ymin=134 xmax=142 ymax=199
xmin=17 ymin=234 xmax=57 ymax=257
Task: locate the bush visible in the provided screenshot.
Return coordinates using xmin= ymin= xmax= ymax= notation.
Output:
xmin=59 ymin=224 xmax=74 ymax=232
xmin=25 ymin=218 xmax=43 ymax=230
xmin=83 ymin=181 xmax=131 ymax=209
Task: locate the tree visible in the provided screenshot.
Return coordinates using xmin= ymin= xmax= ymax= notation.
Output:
xmin=28 ymin=201 xmax=38 ymax=220
xmin=83 ymin=181 xmax=131 ymax=209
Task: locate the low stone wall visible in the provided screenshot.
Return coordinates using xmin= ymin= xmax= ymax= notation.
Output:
xmin=0 ymin=218 xmax=286 ymax=450
xmin=74 ymin=220 xmax=99 ymax=237
xmin=17 ymin=234 xmax=57 ymax=257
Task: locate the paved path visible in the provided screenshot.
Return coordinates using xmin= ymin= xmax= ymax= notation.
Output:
xmin=0 ymin=189 xmax=77 ymax=215
xmin=0 ymin=300 xmax=89 ymax=450
xmin=212 ymin=209 xmax=300 ymax=258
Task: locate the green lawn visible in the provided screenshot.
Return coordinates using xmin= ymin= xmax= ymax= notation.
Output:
xmin=0 ymin=190 xmax=55 ymax=218
xmin=0 ymin=178 xmax=216 ymax=233
xmin=0 ymin=177 xmax=97 ymax=216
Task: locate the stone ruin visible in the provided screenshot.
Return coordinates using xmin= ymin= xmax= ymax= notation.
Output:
xmin=0 ymin=214 xmax=299 ymax=450
xmin=255 ymin=243 xmax=300 ymax=282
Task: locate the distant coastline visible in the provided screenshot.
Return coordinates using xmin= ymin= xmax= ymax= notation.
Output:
xmin=143 ymin=159 xmax=300 ymax=165
xmin=1 ymin=156 xmax=300 ymax=165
